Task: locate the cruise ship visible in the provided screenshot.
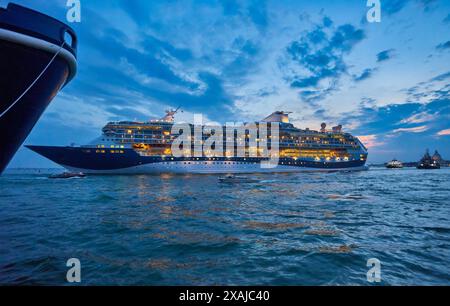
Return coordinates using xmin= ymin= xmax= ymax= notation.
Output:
xmin=0 ymin=3 xmax=77 ymax=174
xmin=27 ymin=110 xmax=368 ymax=174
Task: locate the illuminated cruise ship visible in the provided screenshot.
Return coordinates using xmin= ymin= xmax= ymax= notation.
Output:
xmin=27 ymin=110 xmax=368 ymax=174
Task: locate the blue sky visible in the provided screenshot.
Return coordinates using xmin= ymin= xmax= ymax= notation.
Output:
xmin=4 ymin=0 xmax=450 ymax=166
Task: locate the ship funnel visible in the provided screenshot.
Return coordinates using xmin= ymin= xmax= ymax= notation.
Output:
xmin=262 ymin=111 xmax=291 ymax=123
xmin=332 ymin=125 xmax=343 ymax=133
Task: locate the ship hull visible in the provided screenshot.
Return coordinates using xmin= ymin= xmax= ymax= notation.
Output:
xmin=64 ymin=163 xmax=369 ymax=175
xmin=0 ymin=4 xmax=77 ymax=174
xmin=26 ymin=146 xmax=368 ymax=174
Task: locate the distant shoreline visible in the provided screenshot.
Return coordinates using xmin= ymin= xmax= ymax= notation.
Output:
xmin=369 ymin=161 xmax=450 ymax=168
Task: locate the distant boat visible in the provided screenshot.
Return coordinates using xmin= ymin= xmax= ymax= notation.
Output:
xmin=386 ymin=159 xmax=403 ymax=169
xmin=49 ymin=172 xmax=86 ymax=179
xmin=0 ymin=4 xmax=77 ymax=174
xmin=417 ymin=150 xmax=440 ymax=170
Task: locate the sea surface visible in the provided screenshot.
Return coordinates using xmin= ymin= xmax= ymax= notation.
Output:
xmin=0 ymin=167 xmax=449 ymax=285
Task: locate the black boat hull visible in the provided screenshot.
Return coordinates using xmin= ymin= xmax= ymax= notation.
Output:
xmin=26 ymin=145 xmax=368 ymax=174
xmin=0 ymin=40 xmax=70 ymax=173
xmin=0 ymin=4 xmax=77 ymax=174
xmin=417 ymin=165 xmax=440 ymax=170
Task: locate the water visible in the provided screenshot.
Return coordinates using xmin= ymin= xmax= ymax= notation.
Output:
xmin=1 ymin=168 xmax=449 ymax=285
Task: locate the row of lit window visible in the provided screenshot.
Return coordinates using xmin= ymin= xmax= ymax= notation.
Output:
xmin=162 ymin=161 xmax=256 ymax=165
xmin=96 ymin=145 xmax=125 ymax=149
xmin=156 ymin=160 xmax=354 ymax=166
xmin=95 ymin=150 xmax=125 ymax=154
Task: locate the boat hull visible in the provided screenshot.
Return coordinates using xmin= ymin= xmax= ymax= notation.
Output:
xmin=0 ymin=4 xmax=77 ymax=174
xmin=26 ymin=146 xmax=368 ymax=174
xmin=417 ymin=165 xmax=440 ymax=170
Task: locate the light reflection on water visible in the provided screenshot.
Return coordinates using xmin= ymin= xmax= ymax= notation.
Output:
xmin=0 ymin=167 xmax=449 ymax=285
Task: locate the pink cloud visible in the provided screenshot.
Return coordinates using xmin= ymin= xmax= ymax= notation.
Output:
xmin=437 ymin=129 xmax=450 ymax=136
xmin=357 ymin=135 xmax=384 ymax=148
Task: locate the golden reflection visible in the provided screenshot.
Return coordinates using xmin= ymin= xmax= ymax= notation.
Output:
xmin=244 ymin=221 xmax=307 ymax=230
xmin=317 ymin=245 xmax=356 ymax=254
xmin=304 ymin=229 xmax=340 ymax=236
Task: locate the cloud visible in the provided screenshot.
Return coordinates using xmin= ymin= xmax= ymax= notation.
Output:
xmin=118 ymin=57 xmax=204 ymax=95
xmin=221 ymin=0 xmax=240 ymax=16
xmin=357 ymin=135 xmax=384 ymax=148
xmin=436 ymin=41 xmax=450 ymax=50
xmin=376 ymin=49 xmax=395 ymax=62
xmin=417 ymin=0 xmax=439 ymax=12
xmin=399 ymin=112 xmax=435 ymax=124
xmin=383 ymin=0 xmax=439 ymax=16
xmin=286 ymin=21 xmax=365 ymax=102
xmin=402 ymin=71 xmax=450 ymax=103
xmin=430 ymin=71 xmax=450 ymax=82
xmin=444 ymin=14 xmax=450 ymax=23
xmin=392 ymin=125 xmax=429 ymax=133
xmin=353 ymin=68 xmax=377 ymax=82
xmin=116 ymin=1 xmax=155 ymax=27
xmin=53 ymin=3 xmax=253 ymax=122
xmin=360 ymin=97 xmax=377 ymax=107
xmin=384 ymin=0 xmax=409 ymax=15
xmin=323 ymin=16 xmax=333 ymax=28
xmin=339 ymin=90 xmax=450 ymax=142
xmin=247 ymin=0 xmax=268 ymax=32
xmin=437 ymin=128 xmax=450 ymax=136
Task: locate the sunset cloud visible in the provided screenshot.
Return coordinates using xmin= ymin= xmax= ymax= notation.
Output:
xmin=437 ymin=129 xmax=450 ymax=136
xmin=357 ymin=135 xmax=384 ymax=148
xmin=392 ymin=125 xmax=429 ymax=134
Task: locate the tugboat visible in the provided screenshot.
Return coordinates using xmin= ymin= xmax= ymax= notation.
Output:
xmin=417 ymin=149 xmax=440 ymax=170
xmin=386 ymin=158 xmax=403 ymax=169
xmin=0 ymin=3 xmax=77 ymax=174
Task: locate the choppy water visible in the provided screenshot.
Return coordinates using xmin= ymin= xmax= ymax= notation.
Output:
xmin=0 ymin=167 xmax=449 ymax=285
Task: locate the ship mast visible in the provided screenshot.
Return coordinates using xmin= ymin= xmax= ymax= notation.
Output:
xmin=154 ymin=106 xmax=180 ymax=123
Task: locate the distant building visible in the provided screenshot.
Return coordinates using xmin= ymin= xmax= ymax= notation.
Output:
xmin=432 ymin=150 xmax=443 ymax=163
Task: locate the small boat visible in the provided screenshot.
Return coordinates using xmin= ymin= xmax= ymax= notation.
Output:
xmin=386 ymin=159 xmax=403 ymax=169
xmin=218 ymin=175 xmax=259 ymax=183
xmin=49 ymin=172 xmax=86 ymax=179
xmin=417 ymin=149 xmax=440 ymax=170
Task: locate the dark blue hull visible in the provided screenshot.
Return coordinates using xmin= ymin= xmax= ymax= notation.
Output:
xmin=0 ymin=4 xmax=77 ymax=174
xmin=26 ymin=145 xmax=368 ymax=174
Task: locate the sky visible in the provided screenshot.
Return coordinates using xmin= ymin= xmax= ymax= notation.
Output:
xmin=3 ymin=0 xmax=450 ymax=166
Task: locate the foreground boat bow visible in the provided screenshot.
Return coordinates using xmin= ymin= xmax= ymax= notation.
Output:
xmin=0 ymin=3 xmax=77 ymax=174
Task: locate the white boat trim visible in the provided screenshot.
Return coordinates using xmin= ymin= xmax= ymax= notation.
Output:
xmin=0 ymin=28 xmax=77 ymax=82
xmin=63 ymin=161 xmax=369 ymax=175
